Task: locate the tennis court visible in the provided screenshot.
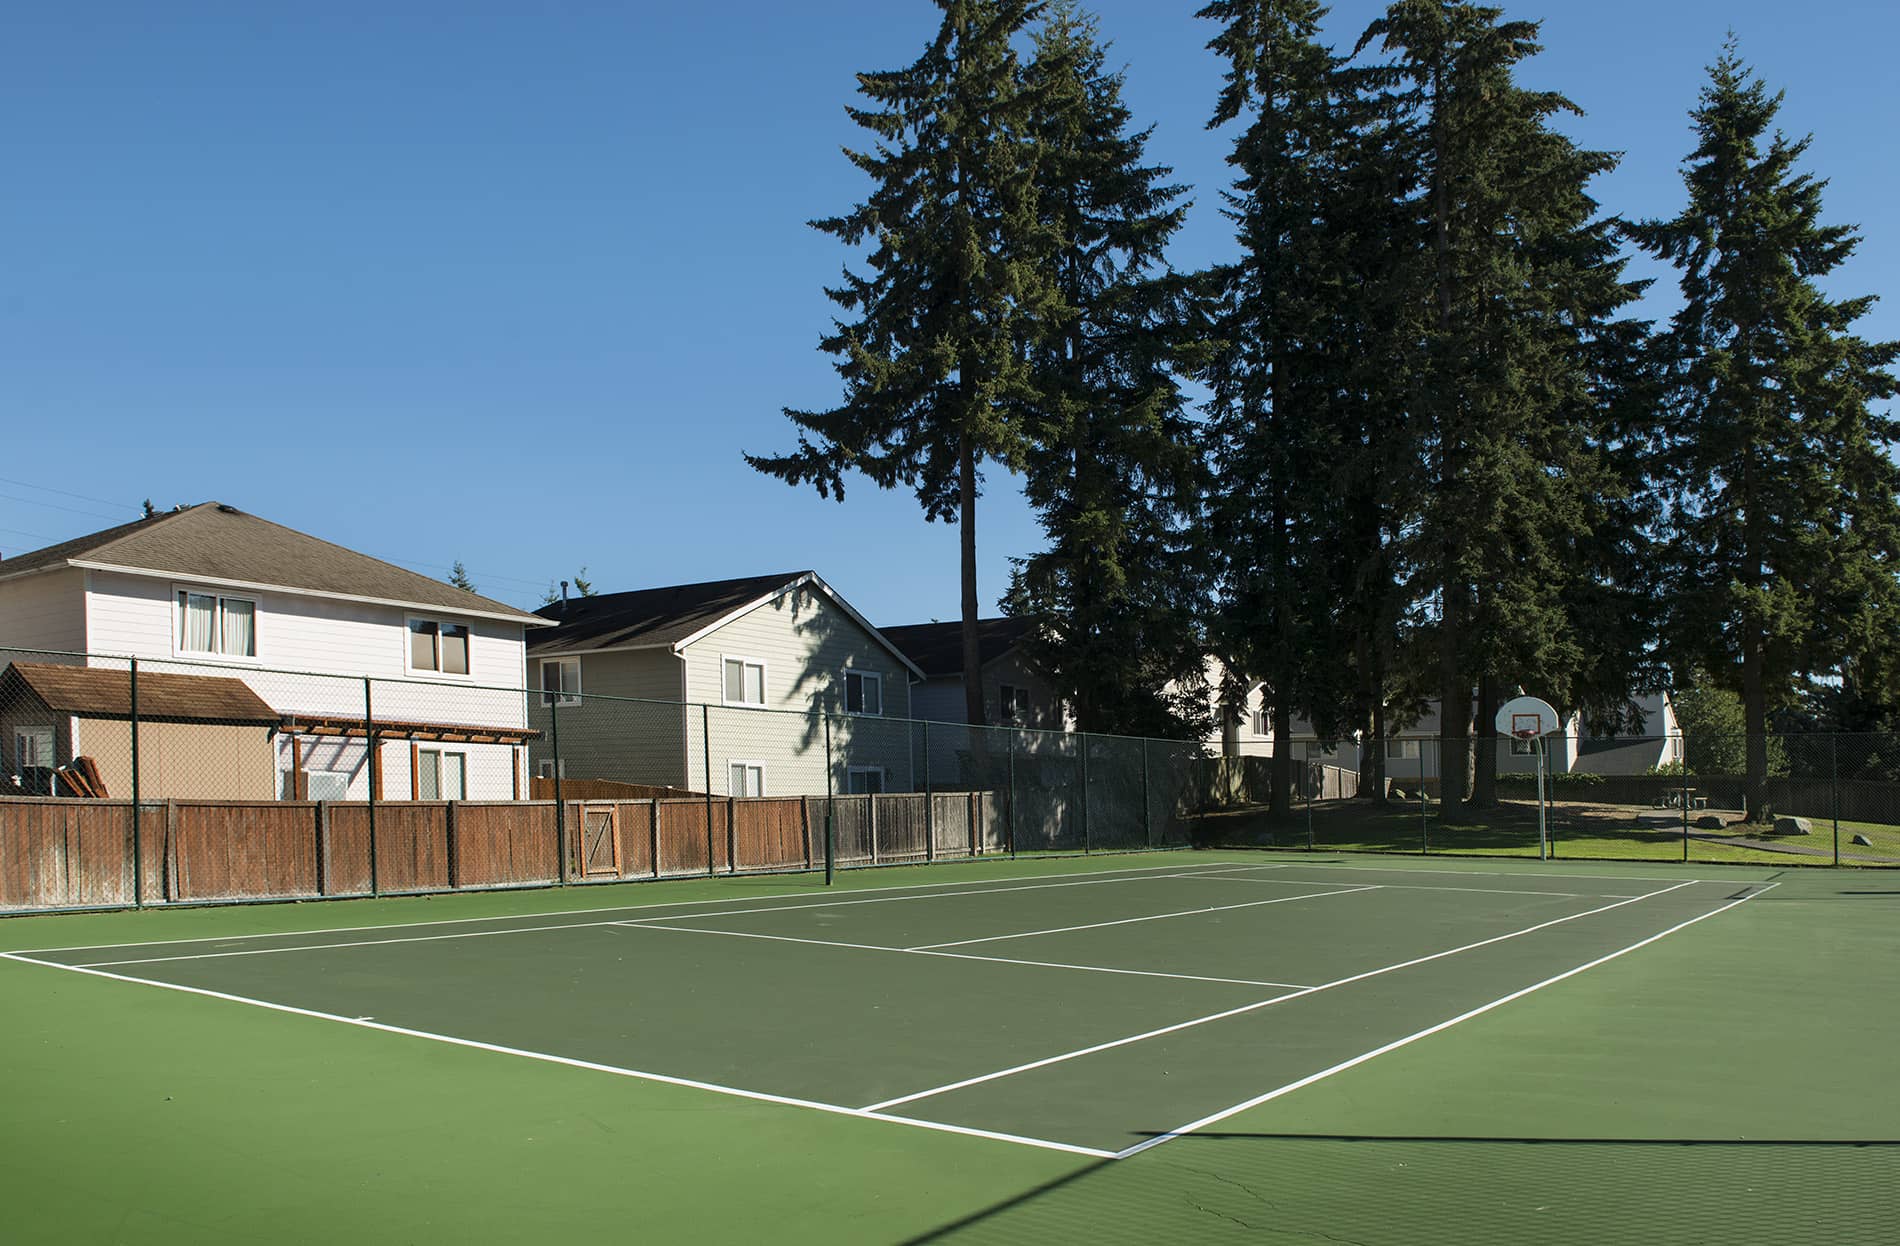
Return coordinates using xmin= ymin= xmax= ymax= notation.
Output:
xmin=4 ymin=854 xmax=1779 ymax=1158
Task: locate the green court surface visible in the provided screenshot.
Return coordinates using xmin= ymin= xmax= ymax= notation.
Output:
xmin=2 ymin=850 xmax=1896 ymax=1243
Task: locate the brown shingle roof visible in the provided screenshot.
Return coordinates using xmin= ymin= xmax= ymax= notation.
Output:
xmin=527 ymin=572 xmax=813 ymax=655
xmin=879 ymin=617 xmax=1030 ymax=679
xmin=3 ymin=662 xmax=280 ymax=725
xmin=0 ymin=503 xmax=544 ymax=624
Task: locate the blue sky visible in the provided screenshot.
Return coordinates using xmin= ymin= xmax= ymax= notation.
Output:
xmin=3 ymin=1 xmax=1895 ymax=624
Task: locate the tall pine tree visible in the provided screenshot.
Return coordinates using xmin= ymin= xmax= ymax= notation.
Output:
xmin=747 ymin=0 xmax=1060 ymax=725
xmin=1197 ymin=0 xmax=1343 ymax=818
xmin=1004 ymin=3 xmax=1207 ymax=737
xmin=1629 ymin=42 xmax=1900 ymax=818
xmin=1364 ymin=1 xmax=1642 ymax=806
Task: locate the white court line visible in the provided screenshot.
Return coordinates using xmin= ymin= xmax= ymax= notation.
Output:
xmin=1115 ymin=882 xmax=1783 ymax=1159
xmin=861 ymin=880 xmax=1700 ymax=1112
xmin=611 ymin=920 xmax=1313 ymax=991
xmin=907 ymin=887 xmax=1380 ymax=952
xmin=0 ymin=950 xmax=1115 ymax=1160
xmin=17 ymin=858 xmax=1242 ymax=956
xmin=1161 ymin=873 xmax=1631 ymax=900
xmin=1229 ymin=861 xmax=1712 ymax=884
xmin=61 ymin=867 xmax=1251 ymax=968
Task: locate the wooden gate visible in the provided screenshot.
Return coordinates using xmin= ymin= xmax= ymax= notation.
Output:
xmin=579 ymin=804 xmax=620 ymax=878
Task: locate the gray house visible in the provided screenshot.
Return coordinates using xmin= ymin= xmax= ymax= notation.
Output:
xmin=527 ymin=572 xmax=923 ymax=796
xmin=880 ymin=617 xmax=1065 ymax=731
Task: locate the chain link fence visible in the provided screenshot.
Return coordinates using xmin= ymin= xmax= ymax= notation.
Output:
xmin=0 ymin=646 xmax=1203 ymax=914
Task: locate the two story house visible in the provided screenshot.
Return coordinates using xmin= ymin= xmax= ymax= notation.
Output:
xmin=880 ymin=616 xmax=1064 ymax=730
xmin=526 ymin=572 xmax=923 ymax=796
xmin=0 ymin=502 xmax=547 ymax=801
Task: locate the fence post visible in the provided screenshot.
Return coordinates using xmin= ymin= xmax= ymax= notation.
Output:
xmin=1141 ymin=738 xmax=1153 ymax=850
xmin=446 ymin=798 xmax=459 ymax=890
xmin=364 ymin=677 xmax=379 ymax=897
xmin=550 ymin=696 xmax=566 ymax=885
xmin=1080 ymin=734 xmax=1091 ymax=854
xmin=1831 ymin=734 xmax=1841 ymax=868
xmin=1681 ymin=739 xmax=1691 ymax=863
xmin=823 ymin=709 xmax=835 ymax=886
xmin=1006 ymin=730 xmax=1018 ymax=860
xmin=922 ymin=720 xmax=934 ymax=861
xmin=1306 ymin=746 xmax=1315 ymax=852
xmin=129 ymin=657 xmax=143 ymax=908
xmin=1419 ymin=746 xmax=1428 ymax=856
xmin=701 ymin=704 xmax=715 ymax=876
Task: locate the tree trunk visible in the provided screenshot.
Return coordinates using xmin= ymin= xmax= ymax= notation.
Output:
xmin=1742 ymin=623 xmax=1769 ymax=822
xmin=1271 ymin=700 xmax=1293 ymax=820
xmin=958 ymin=436 xmax=984 ymax=727
xmin=1470 ymin=673 xmax=1498 ymax=808
xmin=1438 ymin=591 xmax=1468 ymax=807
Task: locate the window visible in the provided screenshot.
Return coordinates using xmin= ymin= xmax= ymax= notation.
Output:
xmin=729 ymin=762 xmax=765 ymax=797
xmin=408 ymin=619 xmax=471 ymax=675
xmin=13 ymin=726 xmax=55 ymax=773
xmin=417 ymin=749 xmax=467 ymax=800
xmin=844 ymin=669 xmax=882 ymax=716
xmin=537 ymin=759 xmax=567 ymax=780
xmin=540 ymin=658 xmax=581 ymax=706
xmin=1387 ymin=739 xmax=1419 ymax=760
xmin=847 ymin=767 xmax=885 ymax=796
xmin=177 ymin=590 xmax=257 ymax=656
xmin=1000 ymin=684 xmax=1033 ymax=723
xmin=723 ymin=657 xmax=765 ymax=707
xmin=1250 ymin=708 xmax=1269 ymax=737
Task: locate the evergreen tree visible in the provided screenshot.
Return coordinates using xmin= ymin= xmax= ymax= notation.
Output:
xmin=448 ymin=560 xmax=476 ymax=593
xmin=1004 ymin=3 xmax=1207 ymax=737
xmin=1629 ymin=42 xmax=1900 ymax=820
xmin=747 ymin=0 xmax=1061 ymax=726
xmin=1196 ymin=0 xmax=1342 ymax=818
xmin=1363 ymin=1 xmax=1643 ymax=806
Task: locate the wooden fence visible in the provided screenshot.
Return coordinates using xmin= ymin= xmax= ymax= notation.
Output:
xmin=0 ymin=790 xmax=1030 ymax=914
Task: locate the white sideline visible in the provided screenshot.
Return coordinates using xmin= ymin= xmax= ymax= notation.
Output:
xmin=1114 ymin=881 xmax=1783 ymax=1159
xmin=611 ymin=920 xmax=1314 ymax=991
xmin=18 ymin=858 xmax=1246 ymax=956
xmin=905 ymin=886 xmax=1380 ymax=951
xmin=860 ymin=880 xmax=1700 ymax=1112
xmin=60 ymin=866 xmax=1255 ymax=968
xmin=0 ymin=952 xmax=1114 ymax=1160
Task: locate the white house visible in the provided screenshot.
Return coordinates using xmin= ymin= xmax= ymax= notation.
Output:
xmin=0 ymin=502 xmax=548 ymax=801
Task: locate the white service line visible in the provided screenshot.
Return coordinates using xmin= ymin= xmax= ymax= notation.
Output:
xmin=906 ymin=886 xmax=1381 ymax=952
xmin=19 ymin=858 xmax=1245 ymax=956
xmin=612 ymin=920 xmax=1313 ymax=990
xmin=1216 ymin=862 xmax=1713 ymax=885
xmin=1114 ymin=881 xmax=1782 ymax=1159
xmin=58 ymin=865 xmax=1252 ymax=968
xmin=861 ymin=879 xmax=1701 ymax=1113
xmin=0 ymin=951 xmax=1115 ymax=1160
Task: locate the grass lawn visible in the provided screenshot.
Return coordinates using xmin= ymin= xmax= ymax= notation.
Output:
xmin=1200 ymin=798 xmax=1900 ymax=868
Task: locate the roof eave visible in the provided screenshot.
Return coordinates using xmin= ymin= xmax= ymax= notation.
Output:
xmin=70 ymin=561 xmax=549 ymax=628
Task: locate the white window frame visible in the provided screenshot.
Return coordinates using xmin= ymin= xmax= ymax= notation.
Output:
xmin=173 ymin=585 xmax=259 ymax=660
xmin=727 ymin=760 xmax=766 ymax=797
xmin=13 ymin=725 xmax=56 ymax=773
xmin=540 ymin=657 xmax=582 ymax=707
xmin=406 ymin=616 xmax=474 ymax=678
xmin=1387 ymin=739 xmax=1420 ymax=761
xmin=846 ymin=766 xmax=886 ymax=796
xmin=1250 ymin=708 xmax=1269 ymax=737
xmin=843 ymin=667 xmax=883 ymax=716
xmin=537 ymin=759 xmax=567 ymax=780
xmin=721 ymin=655 xmax=767 ymax=708
xmin=417 ymin=748 xmax=467 ymax=800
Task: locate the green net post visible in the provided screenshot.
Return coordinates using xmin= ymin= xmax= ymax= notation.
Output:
xmin=1831 ymin=734 xmax=1840 ymax=868
xmin=365 ymin=677 xmax=380 ymax=897
xmin=129 ymin=658 xmax=143 ymax=908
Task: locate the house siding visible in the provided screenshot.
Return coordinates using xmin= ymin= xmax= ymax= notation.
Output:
xmin=526 ymin=649 xmax=689 ymax=789
xmin=0 ymin=568 xmax=86 ymax=655
xmin=681 ymin=583 xmax=915 ymax=796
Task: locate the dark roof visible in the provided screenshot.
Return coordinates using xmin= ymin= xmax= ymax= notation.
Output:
xmin=879 ymin=617 xmax=1031 ymax=679
xmin=528 ymin=572 xmax=812 ymax=656
xmin=0 ymin=502 xmax=543 ymax=624
xmin=2 ymin=662 xmax=280 ymax=725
